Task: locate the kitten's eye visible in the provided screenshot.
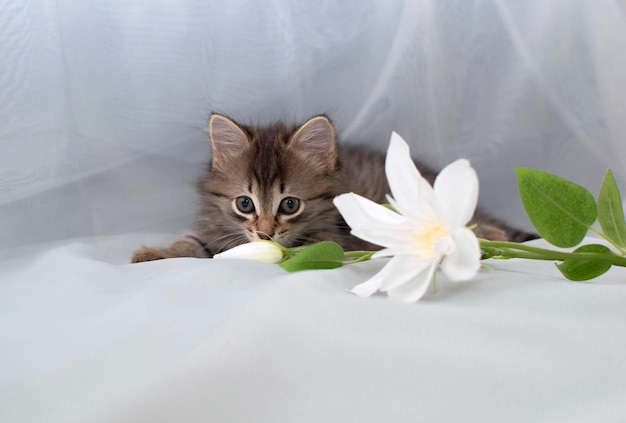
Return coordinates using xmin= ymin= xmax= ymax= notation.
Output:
xmin=235 ymin=196 xmax=255 ymax=214
xmin=279 ymin=197 xmax=300 ymax=215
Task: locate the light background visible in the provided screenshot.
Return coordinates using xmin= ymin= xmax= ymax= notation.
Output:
xmin=3 ymin=0 xmax=625 ymax=248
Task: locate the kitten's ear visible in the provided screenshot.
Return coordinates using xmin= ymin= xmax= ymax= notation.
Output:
xmin=208 ymin=113 xmax=249 ymax=162
xmin=289 ymin=115 xmax=336 ymax=171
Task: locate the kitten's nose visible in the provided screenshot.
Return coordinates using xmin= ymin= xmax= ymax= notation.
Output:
xmin=255 ymin=217 xmax=275 ymax=240
xmin=257 ymin=232 xmax=272 ymax=241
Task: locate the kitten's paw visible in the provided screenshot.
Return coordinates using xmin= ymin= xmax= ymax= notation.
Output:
xmin=130 ymin=246 xmax=168 ymax=263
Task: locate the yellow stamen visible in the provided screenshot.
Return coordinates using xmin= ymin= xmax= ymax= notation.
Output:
xmin=412 ymin=220 xmax=450 ymax=256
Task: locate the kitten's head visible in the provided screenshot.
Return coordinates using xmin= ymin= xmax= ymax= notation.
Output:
xmin=198 ymin=113 xmax=344 ymax=252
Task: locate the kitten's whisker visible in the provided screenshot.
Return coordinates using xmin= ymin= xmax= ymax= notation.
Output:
xmin=199 ymin=231 xmax=248 ymax=254
xmin=212 ymin=232 xmax=249 ymax=254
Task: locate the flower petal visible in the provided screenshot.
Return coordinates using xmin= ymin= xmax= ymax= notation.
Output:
xmin=386 ymin=259 xmax=439 ymax=303
xmin=386 ymin=195 xmax=438 ymax=224
xmin=440 ymin=227 xmax=481 ymax=281
xmin=385 ymin=133 xmax=440 ymax=221
xmin=378 ymin=255 xmax=434 ymax=292
xmin=434 ymin=159 xmax=478 ymax=228
xmin=350 ymin=259 xmax=395 ymax=297
xmin=350 ymin=276 xmax=384 ymax=297
xmin=433 ymin=235 xmax=455 ymax=255
xmin=333 ymin=193 xmax=407 ymax=228
xmin=334 ymin=193 xmax=411 ymax=248
xmin=350 ymin=255 xmax=428 ymax=297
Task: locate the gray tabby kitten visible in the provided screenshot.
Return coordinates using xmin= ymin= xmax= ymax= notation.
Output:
xmin=131 ymin=114 xmax=532 ymax=262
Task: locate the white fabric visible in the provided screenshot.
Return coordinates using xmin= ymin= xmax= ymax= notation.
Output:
xmin=2 ymin=1 xmax=626 ymax=421
xmin=1 ymin=236 xmax=626 ymax=422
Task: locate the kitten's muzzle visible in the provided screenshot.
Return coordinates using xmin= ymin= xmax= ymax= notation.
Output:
xmin=256 ymin=231 xmax=273 ymax=241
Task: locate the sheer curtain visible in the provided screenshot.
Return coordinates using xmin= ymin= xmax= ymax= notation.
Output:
xmin=2 ymin=0 xmax=625 ymax=248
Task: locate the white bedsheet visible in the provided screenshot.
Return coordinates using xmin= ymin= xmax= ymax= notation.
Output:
xmin=3 ymin=1 xmax=626 ymax=421
xmin=1 ymin=235 xmax=625 ymax=423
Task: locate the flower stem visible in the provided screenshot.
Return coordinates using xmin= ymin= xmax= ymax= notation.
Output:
xmin=343 ymin=251 xmax=375 ymax=264
xmin=479 ymin=239 xmax=626 ymax=266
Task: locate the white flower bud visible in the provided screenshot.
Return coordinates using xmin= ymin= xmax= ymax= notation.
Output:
xmin=213 ymin=241 xmax=284 ymax=263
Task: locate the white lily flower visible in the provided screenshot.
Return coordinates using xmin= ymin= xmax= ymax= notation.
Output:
xmin=333 ymin=132 xmax=481 ymax=303
xmin=213 ymin=240 xmax=284 ymax=264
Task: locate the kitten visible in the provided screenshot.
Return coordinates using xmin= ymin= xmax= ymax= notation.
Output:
xmin=130 ymin=114 xmax=533 ymax=262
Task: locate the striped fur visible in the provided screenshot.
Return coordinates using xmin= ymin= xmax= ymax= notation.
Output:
xmin=130 ymin=114 xmax=534 ymax=262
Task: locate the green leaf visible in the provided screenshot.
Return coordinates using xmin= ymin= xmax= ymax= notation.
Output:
xmin=597 ymin=169 xmax=626 ymax=249
xmin=280 ymin=241 xmax=345 ymax=272
xmin=516 ymin=167 xmax=597 ymax=247
xmin=556 ymin=244 xmax=612 ymax=281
